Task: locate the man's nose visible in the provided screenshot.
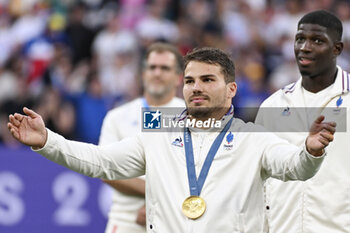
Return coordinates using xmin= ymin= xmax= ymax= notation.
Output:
xmin=192 ymin=80 xmax=203 ymax=92
xmin=153 ymin=67 xmax=162 ymax=76
xmin=300 ymin=40 xmax=312 ymax=52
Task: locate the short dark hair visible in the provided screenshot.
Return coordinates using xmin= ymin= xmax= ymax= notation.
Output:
xmin=298 ymin=10 xmax=343 ymax=41
xmin=184 ymin=47 xmax=235 ymax=83
xmin=144 ymin=42 xmax=184 ymax=74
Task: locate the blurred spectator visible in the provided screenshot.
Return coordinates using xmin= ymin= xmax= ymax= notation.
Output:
xmin=269 ymin=0 xmax=305 ymax=40
xmin=65 ymin=2 xmax=95 ymax=65
xmin=267 ymin=36 xmax=299 ymax=92
xmin=92 ymin=11 xmax=139 ymax=101
xmin=135 ymin=0 xmax=179 ymax=47
xmin=22 ymin=34 xmax=54 ymax=86
xmin=0 ymin=63 xmax=18 ymax=105
xmin=35 ymin=87 xmax=76 ymax=140
xmin=43 ymin=44 xmax=74 ymax=92
xmin=222 ymin=1 xmax=255 ymax=47
xmin=0 ymin=15 xmax=15 ymax=66
xmin=0 ymin=67 xmax=34 ymax=146
xmin=2 ymin=0 xmax=350 ymax=146
xmin=10 ymin=2 xmax=49 ymax=46
xmin=92 ymin=12 xmax=137 ymax=71
xmin=65 ymin=68 xmax=111 ymax=144
xmin=187 ymin=0 xmax=213 ymax=28
xmin=233 ymin=47 xmax=270 ymax=121
xmin=98 ymin=49 xmax=140 ymax=102
xmin=118 ymin=0 xmax=147 ymax=29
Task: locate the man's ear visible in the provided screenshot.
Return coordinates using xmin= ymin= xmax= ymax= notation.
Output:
xmin=334 ymin=41 xmax=344 ymax=56
xmin=227 ymin=82 xmax=237 ymax=99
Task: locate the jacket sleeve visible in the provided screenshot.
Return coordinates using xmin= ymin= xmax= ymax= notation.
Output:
xmin=33 ymin=129 xmax=146 ymax=180
xmin=260 ymin=132 xmax=325 ymax=181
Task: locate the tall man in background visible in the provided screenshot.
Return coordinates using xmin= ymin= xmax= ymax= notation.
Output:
xmin=99 ymin=42 xmax=185 ymax=233
xmin=256 ymin=10 xmax=350 ymax=233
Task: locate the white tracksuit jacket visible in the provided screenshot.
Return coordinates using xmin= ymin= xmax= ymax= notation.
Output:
xmin=255 ymin=66 xmax=350 ymax=233
xmin=35 ymin=115 xmax=326 ymax=233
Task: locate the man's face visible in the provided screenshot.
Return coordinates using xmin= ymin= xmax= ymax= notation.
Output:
xmin=183 ymin=61 xmax=236 ymax=119
xmin=294 ymin=23 xmax=337 ymax=77
xmin=143 ymin=51 xmax=180 ymax=98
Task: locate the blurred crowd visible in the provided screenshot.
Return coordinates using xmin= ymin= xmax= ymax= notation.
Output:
xmin=1 ymin=0 xmax=350 ymax=147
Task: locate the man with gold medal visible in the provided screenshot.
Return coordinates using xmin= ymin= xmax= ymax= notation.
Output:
xmin=8 ymin=47 xmax=336 ymax=232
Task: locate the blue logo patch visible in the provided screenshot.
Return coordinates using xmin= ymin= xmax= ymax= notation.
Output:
xmin=172 ymin=137 xmax=183 ymax=147
xmin=224 ymin=132 xmax=234 ymax=150
xmin=336 ymin=96 xmax=343 ymax=107
xmin=143 ymin=110 xmax=162 ymax=129
xmin=226 ymin=132 xmax=234 ymax=144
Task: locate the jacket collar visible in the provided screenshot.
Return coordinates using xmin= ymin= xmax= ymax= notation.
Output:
xmin=281 ymin=66 xmax=349 ymax=107
xmin=176 ymin=106 xmax=234 ymax=133
xmin=335 ymin=65 xmax=350 ymax=95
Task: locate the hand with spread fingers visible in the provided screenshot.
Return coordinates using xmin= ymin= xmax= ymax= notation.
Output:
xmin=306 ymin=115 xmax=336 ymax=156
xmin=7 ymin=107 xmax=47 ymax=149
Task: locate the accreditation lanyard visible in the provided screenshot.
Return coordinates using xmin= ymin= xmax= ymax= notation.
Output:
xmin=183 ymin=117 xmax=233 ymax=196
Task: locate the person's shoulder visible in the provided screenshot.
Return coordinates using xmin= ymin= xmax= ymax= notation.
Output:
xmin=281 ymin=81 xmax=298 ymax=94
xmin=259 ymin=90 xmax=283 ymax=108
xmin=260 ymin=82 xmax=298 ymax=107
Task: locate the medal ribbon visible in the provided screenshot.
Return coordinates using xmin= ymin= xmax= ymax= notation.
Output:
xmin=184 ymin=117 xmax=233 ymax=196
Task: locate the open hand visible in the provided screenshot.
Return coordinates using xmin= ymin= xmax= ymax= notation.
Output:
xmin=306 ymin=115 xmax=336 ymax=156
xmin=7 ymin=107 xmax=47 ymax=149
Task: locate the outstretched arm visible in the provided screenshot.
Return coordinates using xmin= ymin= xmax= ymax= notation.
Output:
xmin=8 ymin=108 xmax=146 ymax=180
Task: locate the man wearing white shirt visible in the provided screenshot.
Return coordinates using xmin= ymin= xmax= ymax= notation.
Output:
xmin=8 ymin=47 xmax=336 ymax=233
xmin=99 ymin=42 xmax=185 ymax=233
xmin=256 ymin=10 xmax=350 ymax=233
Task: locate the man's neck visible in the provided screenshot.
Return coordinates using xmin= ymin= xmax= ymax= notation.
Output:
xmin=189 ymin=106 xmax=231 ymax=126
xmin=302 ymin=68 xmax=337 ymax=93
xmin=144 ymin=92 xmax=175 ymax=107
xmin=189 ymin=108 xmax=231 ymax=130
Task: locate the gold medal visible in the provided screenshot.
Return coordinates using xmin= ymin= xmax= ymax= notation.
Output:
xmin=182 ymin=196 xmax=206 ymax=219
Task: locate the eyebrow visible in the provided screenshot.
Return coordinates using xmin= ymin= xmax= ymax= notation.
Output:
xmin=184 ymin=74 xmax=216 ymax=79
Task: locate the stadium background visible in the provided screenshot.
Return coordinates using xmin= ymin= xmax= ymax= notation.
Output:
xmin=1 ymin=0 xmax=350 ymax=232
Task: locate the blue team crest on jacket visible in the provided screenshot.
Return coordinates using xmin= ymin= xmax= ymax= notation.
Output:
xmin=172 ymin=137 xmax=183 ymax=147
xmin=336 ymin=96 xmax=343 ymax=107
xmin=226 ymin=132 xmax=234 ymax=144
xmin=224 ymin=132 xmax=234 ymax=150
